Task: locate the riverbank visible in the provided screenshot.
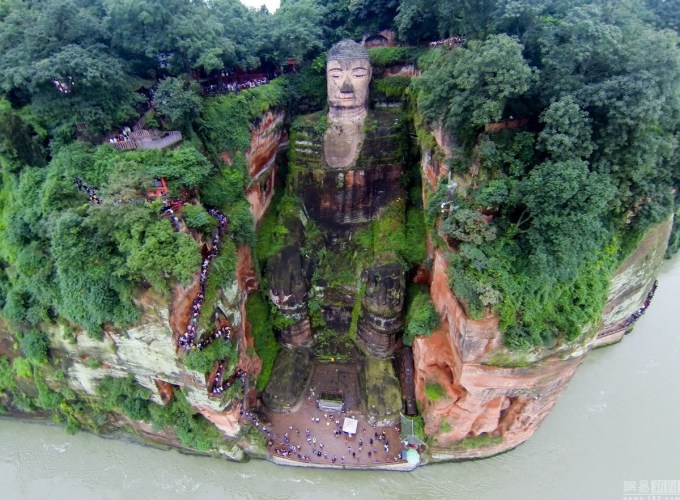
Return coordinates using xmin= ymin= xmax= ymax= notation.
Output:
xmin=1 ymin=251 xmax=678 ymax=498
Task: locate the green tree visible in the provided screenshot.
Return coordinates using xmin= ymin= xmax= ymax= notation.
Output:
xmin=517 ymin=159 xmax=615 ymax=281
xmin=269 ymin=0 xmax=325 ymax=64
xmin=537 ymin=96 xmax=594 ymax=161
xmin=440 ymin=208 xmax=497 ymax=245
xmin=19 ymin=329 xmax=50 ymax=363
xmin=153 ymin=77 xmax=202 ymax=132
xmin=418 ymin=34 xmax=537 ymax=146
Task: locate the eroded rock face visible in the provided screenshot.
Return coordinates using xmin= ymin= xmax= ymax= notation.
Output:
xmin=411 ymin=250 xmax=581 ymax=457
xmin=245 ymin=109 xmax=286 ymax=224
xmin=594 ymin=215 xmax=673 ymax=346
xmin=51 ymin=286 xmax=241 ymax=420
xmin=413 ymin=214 xmax=671 ymax=460
xmin=357 ymin=263 xmax=405 ymax=358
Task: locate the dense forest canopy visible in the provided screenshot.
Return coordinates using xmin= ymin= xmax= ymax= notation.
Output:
xmin=0 ymin=0 xmax=678 ymax=354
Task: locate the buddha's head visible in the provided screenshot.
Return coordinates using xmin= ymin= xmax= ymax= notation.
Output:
xmin=327 ymin=40 xmax=372 ymax=118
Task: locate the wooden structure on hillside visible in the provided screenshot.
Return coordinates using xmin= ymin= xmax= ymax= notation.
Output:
xmin=109 ymin=130 xmax=182 ymax=151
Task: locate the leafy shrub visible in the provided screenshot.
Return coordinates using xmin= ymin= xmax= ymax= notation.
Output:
xmin=148 ymin=145 xmax=213 ymax=193
xmin=182 ymin=204 xmax=218 ymax=233
xmin=184 ymin=338 xmax=236 ymax=374
xmin=86 ymin=358 xmax=101 ymax=368
xmin=0 ymin=356 xmax=16 ymax=391
xmin=149 ymin=390 xmax=225 ymax=452
xmin=96 ymin=375 xmax=152 ymax=422
xmin=12 ymin=357 xmax=33 ymax=378
xmin=19 ymin=329 xmax=49 ymax=363
xmin=34 ymin=375 xmax=63 ymax=410
xmin=424 ymin=382 xmax=445 ymax=401
xmin=371 ymin=77 xmax=411 ymax=101
xmin=368 ymin=47 xmax=422 ymax=67
xmin=227 ymin=201 xmax=255 ymax=247
xmin=245 ymin=293 xmax=278 ymax=391
xmin=404 ymin=285 xmax=439 ymax=346
xmin=440 ymin=208 xmax=497 ymax=245
xmin=200 ymin=79 xmax=286 ymax=155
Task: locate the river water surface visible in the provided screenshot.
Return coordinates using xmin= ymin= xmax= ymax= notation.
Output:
xmin=2 ymin=255 xmax=679 ymax=500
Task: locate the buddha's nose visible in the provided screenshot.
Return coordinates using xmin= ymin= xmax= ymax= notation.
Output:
xmin=340 ymin=78 xmax=354 ymax=93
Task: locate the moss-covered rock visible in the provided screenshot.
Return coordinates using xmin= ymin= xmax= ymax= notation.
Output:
xmin=360 ymin=357 xmax=402 ymax=426
xmin=262 ymin=346 xmax=312 ymax=412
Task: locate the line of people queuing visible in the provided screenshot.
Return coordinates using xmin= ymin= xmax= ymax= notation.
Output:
xmin=429 ymin=34 xmax=466 ymax=48
xmin=211 ymin=364 xmax=245 ymax=396
xmin=177 ymin=208 xmax=229 ymax=350
xmin=74 ymin=178 xmax=101 ymax=205
xmin=108 ymin=126 xmax=133 ymax=144
xmin=624 ymin=280 xmax=658 ymax=327
xmin=170 ymin=207 xmax=249 ymax=397
xmin=160 ymin=201 xmax=182 ymax=232
xmin=202 ymin=77 xmax=270 ymax=96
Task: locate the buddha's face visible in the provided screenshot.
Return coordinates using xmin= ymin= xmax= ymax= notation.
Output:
xmin=327 ymin=58 xmax=371 ymax=111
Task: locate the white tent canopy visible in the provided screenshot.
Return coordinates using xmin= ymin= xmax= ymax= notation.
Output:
xmin=342 ymin=417 xmax=358 ymax=435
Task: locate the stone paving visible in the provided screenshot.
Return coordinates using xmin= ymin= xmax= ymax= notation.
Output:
xmin=262 ymin=362 xmax=405 ymax=467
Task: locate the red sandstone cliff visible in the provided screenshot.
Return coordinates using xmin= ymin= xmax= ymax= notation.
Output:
xmin=414 ymin=250 xmax=585 ymax=459
xmin=413 ymin=122 xmax=672 ymax=461
xmin=245 ymin=109 xmax=286 ymax=224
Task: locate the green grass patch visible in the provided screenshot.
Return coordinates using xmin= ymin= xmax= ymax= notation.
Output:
xmin=404 ymin=284 xmax=439 ymax=346
xmin=424 ymin=382 xmax=446 ymax=402
xmin=184 ymin=337 xmax=236 ymax=374
xmin=368 ymin=47 xmax=423 ymax=68
xmin=348 ymin=284 xmax=366 ymax=344
xmin=458 ymin=434 xmax=503 ymax=449
xmin=245 ymin=293 xmax=279 ymax=392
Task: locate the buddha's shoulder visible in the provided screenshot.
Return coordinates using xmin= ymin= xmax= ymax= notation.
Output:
xmin=291 ymin=111 xmax=326 ymax=135
xmin=364 ymin=108 xmax=402 ymax=138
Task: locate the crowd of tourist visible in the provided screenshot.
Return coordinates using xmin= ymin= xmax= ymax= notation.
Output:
xmin=74 ymin=178 xmax=101 ymax=205
xmin=160 ymin=201 xmax=182 ymax=232
xmin=429 ymin=35 xmax=466 ymax=48
xmin=624 ymin=280 xmax=658 ymax=327
xmin=168 ymin=207 xmax=249 ymax=397
xmin=202 ymin=77 xmax=270 ymax=96
xmin=211 ymin=365 xmax=245 ymax=396
xmin=107 ymin=126 xmax=133 ymax=144
xmin=268 ymin=409 xmax=405 ymax=466
xmin=177 ymin=208 xmax=229 ymax=350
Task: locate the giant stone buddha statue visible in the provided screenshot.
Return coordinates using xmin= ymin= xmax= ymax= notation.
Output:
xmin=290 ymin=39 xmax=405 ymax=230
xmin=264 ymin=39 xmax=406 ymax=421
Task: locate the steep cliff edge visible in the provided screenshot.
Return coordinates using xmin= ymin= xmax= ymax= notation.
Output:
xmin=413 ymin=200 xmax=672 ymax=462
